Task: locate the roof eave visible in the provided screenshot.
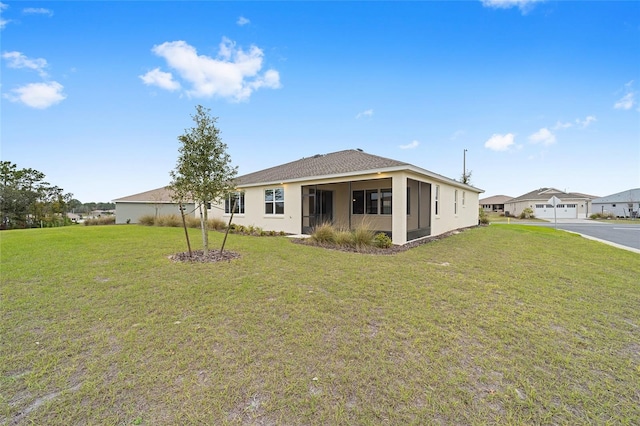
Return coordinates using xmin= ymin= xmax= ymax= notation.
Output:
xmin=236 ymin=165 xmax=484 ymax=193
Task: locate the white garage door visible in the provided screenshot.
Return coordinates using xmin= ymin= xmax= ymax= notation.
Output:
xmin=534 ymin=204 xmax=577 ymax=219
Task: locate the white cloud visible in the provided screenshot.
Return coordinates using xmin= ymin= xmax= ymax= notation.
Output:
xmin=2 ymin=51 xmax=48 ymax=77
xmin=1 ymin=2 xmax=11 ymax=29
xmin=480 ymin=0 xmax=543 ymax=12
xmin=484 ymin=133 xmax=515 ymax=151
xmin=614 ymin=91 xmax=635 ymax=110
xmin=356 ymin=109 xmax=373 ymax=119
xmin=614 ymin=80 xmax=636 ymax=110
xmin=528 ymin=128 xmax=556 ymax=146
xmin=145 ymin=38 xmax=281 ymax=102
xmin=4 ymin=81 xmax=66 ymax=109
xmin=614 ymin=93 xmax=635 ymax=110
xmin=23 ymin=7 xmax=53 ymax=16
xmin=237 ymin=16 xmax=250 ymax=26
xmin=399 ymin=140 xmax=420 ymax=150
xmin=575 ymin=115 xmax=596 ymax=128
xmin=139 ymin=68 xmax=181 ymax=91
xmin=553 ymin=121 xmax=572 ymax=130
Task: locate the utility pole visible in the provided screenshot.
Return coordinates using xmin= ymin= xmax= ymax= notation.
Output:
xmin=463 ymin=149 xmax=468 ymax=183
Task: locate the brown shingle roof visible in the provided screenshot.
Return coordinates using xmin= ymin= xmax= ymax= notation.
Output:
xmin=113 ymin=186 xmax=186 ymax=203
xmin=479 ymin=195 xmax=513 ymax=204
xmin=235 ymin=149 xmax=410 ymax=186
xmin=508 ymin=188 xmax=595 ymax=203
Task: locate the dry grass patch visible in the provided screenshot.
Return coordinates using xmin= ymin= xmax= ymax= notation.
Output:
xmin=1 ymin=225 xmax=639 ymax=424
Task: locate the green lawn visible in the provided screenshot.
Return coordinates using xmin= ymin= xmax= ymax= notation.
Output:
xmin=486 ymin=212 xmax=546 ymax=223
xmin=1 ymin=225 xmax=639 ymax=425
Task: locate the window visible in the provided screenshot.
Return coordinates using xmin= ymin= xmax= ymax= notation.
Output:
xmin=225 ymin=192 xmax=245 ymax=214
xmin=352 ymin=190 xmax=364 ymax=214
xmin=435 ymin=185 xmax=440 ymax=215
xmin=535 ymin=204 xmax=545 ymax=208
xmin=353 ymin=188 xmax=392 ymax=215
xmin=462 ymin=191 xmax=466 ymax=207
xmin=567 ymin=204 xmax=576 ymax=208
xmin=407 ymin=187 xmax=411 ymax=215
xmin=366 ymin=190 xmax=378 ymax=214
xmin=265 ymin=188 xmax=284 ymax=215
xmin=454 ymin=190 xmax=458 ymax=214
xmin=381 ymin=189 xmax=392 ymax=215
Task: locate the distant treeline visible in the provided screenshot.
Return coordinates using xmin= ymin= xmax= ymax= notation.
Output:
xmin=1 ymin=161 xmax=114 ymax=229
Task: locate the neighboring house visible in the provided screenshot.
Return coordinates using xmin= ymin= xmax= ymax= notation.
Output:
xmin=113 ymin=187 xmax=196 ymax=224
xmin=208 ymin=149 xmax=483 ymax=245
xmin=479 ymin=195 xmax=512 ymax=212
xmin=504 ymin=188 xmax=595 ymax=219
xmin=66 ymin=212 xmax=82 ymax=223
xmin=591 ymin=188 xmax=640 ymax=218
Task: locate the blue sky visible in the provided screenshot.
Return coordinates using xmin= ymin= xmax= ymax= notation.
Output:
xmin=2 ymin=1 xmax=638 ymax=203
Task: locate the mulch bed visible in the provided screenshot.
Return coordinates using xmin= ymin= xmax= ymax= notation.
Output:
xmin=169 ymin=226 xmax=482 ymax=261
xmin=169 ymin=249 xmax=241 ymax=263
xmin=291 ymin=226 xmax=479 ymax=255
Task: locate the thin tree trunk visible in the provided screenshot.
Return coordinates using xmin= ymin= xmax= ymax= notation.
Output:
xmin=220 ymin=198 xmax=237 ymax=254
xmin=203 ymin=202 xmax=210 ymax=254
xmin=179 ymin=203 xmax=192 ymax=258
xmin=200 ymin=202 xmax=208 ymax=256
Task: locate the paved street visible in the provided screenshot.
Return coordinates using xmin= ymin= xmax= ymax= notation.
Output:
xmin=516 ymin=219 xmax=640 ymax=252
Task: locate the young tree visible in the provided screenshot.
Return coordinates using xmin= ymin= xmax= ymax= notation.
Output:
xmin=169 ymin=105 xmax=238 ymax=255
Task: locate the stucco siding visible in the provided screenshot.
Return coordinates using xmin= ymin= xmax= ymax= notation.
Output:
xmin=430 ymin=182 xmax=479 ymax=237
xmin=115 ymin=202 xmax=196 ymax=224
xmin=592 ymin=202 xmax=639 ymax=217
xmin=209 ymin=169 xmax=481 ymax=244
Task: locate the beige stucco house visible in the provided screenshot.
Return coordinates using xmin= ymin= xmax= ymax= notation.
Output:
xmin=209 ymin=149 xmax=483 ymax=245
xmin=504 ymin=187 xmax=595 ymax=219
xmin=479 ymin=195 xmax=513 ymax=212
xmin=114 ymin=186 xmax=196 ymax=224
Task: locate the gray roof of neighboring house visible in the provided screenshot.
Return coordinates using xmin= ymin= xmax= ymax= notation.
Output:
xmin=507 ymin=187 xmax=597 ymax=203
xmin=592 ymin=188 xmax=640 ymax=204
xmin=235 ymin=149 xmax=482 ymax=192
xmin=479 ymin=195 xmax=513 ymax=205
xmin=113 ymin=186 xmax=191 ymax=203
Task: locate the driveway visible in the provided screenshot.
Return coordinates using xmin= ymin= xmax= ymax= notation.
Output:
xmin=517 ymin=219 xmax=640 ymax=253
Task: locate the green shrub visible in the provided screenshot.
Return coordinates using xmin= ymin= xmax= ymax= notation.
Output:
xmin=138 ymin=215 xmax=155 ymax=226
xmin=478 ymin=208 xmax=489 ymax=225
xmin=373 ymin=232 xmax=393 ymax=248
xmin=519 ymin=207 xmax=535 ymax=219
xmin=207 ymin=218 xmax=227 ymax=230
xmin=353 ymin=224 xmax=374 ymax=247
xmin=156 ymin=214 xmax=181 ymax=227
xmin=184 ymin=216 xmax=201 ymax=228
xmin=590 ymin=212 xmax=615 ymax=220
xmin=335 ymin=230 xmax=355 ymax=247
xmin=311 ymin=223 xmax=336 ymax=244
xmin=83 ymin=216 xmax=116 ymax=226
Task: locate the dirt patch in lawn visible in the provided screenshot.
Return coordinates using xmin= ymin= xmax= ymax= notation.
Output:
xmin=169 ymin=250 xmax=241 ymax=263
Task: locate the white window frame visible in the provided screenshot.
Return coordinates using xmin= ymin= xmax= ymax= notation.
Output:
xmin=225 ymin=192 xmax=245 ymax=215
xmin=454 ymin=190 xmax=458 ymax=215
xmin=265 ymin=188 xmax=285 ymax=215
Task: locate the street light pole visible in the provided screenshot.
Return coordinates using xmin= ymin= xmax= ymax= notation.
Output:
xmin=463 ymin=149 xmax=467 ymax=183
